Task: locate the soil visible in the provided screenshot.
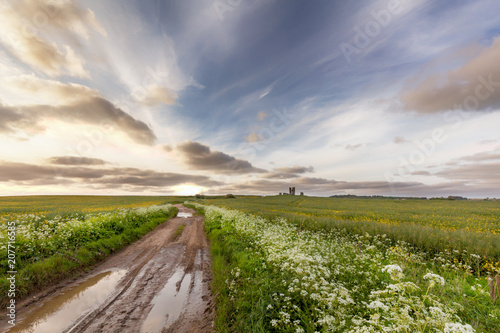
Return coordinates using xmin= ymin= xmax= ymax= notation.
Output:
xmin=2 ymin=204 xmax=214 ymax=333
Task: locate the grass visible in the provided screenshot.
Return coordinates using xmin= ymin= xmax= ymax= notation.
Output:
xmin=187 ymin=197 xmax=500 ymax=332
xmin=198 ymin=195 xmax=500 ymax=275
xmin=0 ymin=195 xmax=186 ymax=219
xmin=172 ymin=224 xmax=186 ymax=241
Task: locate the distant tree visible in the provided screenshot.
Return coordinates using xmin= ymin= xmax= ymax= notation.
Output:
xmin=225 ymin=194 xmax=236 ymax=199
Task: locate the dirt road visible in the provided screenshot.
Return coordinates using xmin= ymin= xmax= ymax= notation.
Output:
xmin=3 ymin=204 xmax=214 ymax=333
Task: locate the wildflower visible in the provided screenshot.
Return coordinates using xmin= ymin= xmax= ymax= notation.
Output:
xmin=367 ymin=300 xmax=389 ymax=311
xmin=423 ymin=273 xmax=445 ymax=287
xmin=382 ymin=264 xmax=403 ymax=274
xmin=382 ymin=264 xmax=404 ymax=280
xmin=444 ymin=322 xmax=475 ymax=333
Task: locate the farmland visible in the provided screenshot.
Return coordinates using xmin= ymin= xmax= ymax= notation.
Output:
xmin=1 ymin=195 xmax=500 ymax=332
xmin=187 ymin=195 xmax=500 ymax=332
xmin=0 ymin=196 xmax=182 ymax=306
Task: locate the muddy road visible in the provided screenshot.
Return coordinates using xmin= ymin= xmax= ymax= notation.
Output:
xmin=2 ymin=204 xmax=214 ymax=333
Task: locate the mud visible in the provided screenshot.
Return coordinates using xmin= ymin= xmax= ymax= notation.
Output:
xmin=2 ymin=204 xmax=214 ymax=333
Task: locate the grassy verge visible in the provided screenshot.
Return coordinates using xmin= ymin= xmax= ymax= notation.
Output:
xmin=0 ymin=206 xmax=177 ymax=307
xmin=188 ymin=202 xmax=500 ymax=332
xmin=186 ymin=202 xmax=273 ymax=332
xmin=171 ymin=224 xmax=186 ymax=241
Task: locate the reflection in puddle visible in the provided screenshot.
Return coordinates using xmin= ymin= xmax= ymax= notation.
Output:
xmin=177 ymin=212 xmax=192 ymax=218
xmin=9 ymin=269 xmax=126 ymax=333
xmin=141 ymin=269 xmax=191 ymax=333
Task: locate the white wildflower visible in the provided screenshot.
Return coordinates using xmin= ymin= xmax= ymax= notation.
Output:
xmin=444 ymin=322 xmax=475 ymax=333
xmin=423 ymin=272 xmax=445 ymax=286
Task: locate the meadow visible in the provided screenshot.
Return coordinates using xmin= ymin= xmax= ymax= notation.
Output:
xmin=0 ymin=196 xmax=182 ymax=306
xmin=187 ymin=195 xmax=500 ymax=332
xmin=200 ymin=196 xmax=500 ymax=275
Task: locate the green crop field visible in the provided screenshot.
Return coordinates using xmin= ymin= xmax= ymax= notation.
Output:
xmin=2 ymin=195 xmax=500 ymax=331
xmin=201 ymin=195 xmax=500 ymax=274
xmin=0 ymin=196 xmax=183 ymax=306
xmin=187 ymin=195 xmax=500 ymax=332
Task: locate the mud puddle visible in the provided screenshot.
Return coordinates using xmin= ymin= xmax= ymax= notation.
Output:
xmin=9 ymin=269 xmax=126 ymax=333
xmin=140 ymin=269 xmax=191 ymax=333
xmin=177 ymin=211 xmax=193 ymax=218
xmin=4 ymin=205 xmax=213 ymax=333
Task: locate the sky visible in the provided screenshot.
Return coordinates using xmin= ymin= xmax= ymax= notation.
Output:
xmin=1 ymin=0 xmax=500 ymax=198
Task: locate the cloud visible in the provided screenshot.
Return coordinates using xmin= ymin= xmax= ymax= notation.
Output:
xmin=262 ymin=166 xmax=314 ymax=180
xmin=47 ymin=156 xmax=109 ymax=166
xmin=2 ymin=75 xmax=98 ymax=105
xmin=273 ymin=166 xmax=314 ymax=174
xmin=411 ymin=171 xmax=431 ymax=176
xmin=0 ymin=0 xmax=105 ymax=77
xmin=244 ymin=132 xmax=262 ymax=143
xmin=0 ymin=77 xmax=157 ymax=145
xmin=401 ymin=36 xmax=500 ymax=113
xmin=435 ymin=162 xmax=500 ymax=183
xmin=162 ymin=144 xmax=173 ymax=152
xmin=0 ymin=161 xmax=218 ymax=189
xmin=393 ymin=136 xmax=407 ymax=144
xmin=345 ymin=143 xmax=362 ymax=151
xmin=217 ymin=176 xmax=426 ymax=195
xmin=176 ymin=141 xmax=266 ymax=174
xmin=137 ymin=84 xmax=178 ymax=106
xmin=0 ymin=97 xmax=156 ymax=145
xmin=432 ymin=149 xmax=500 ymax=186
xmin=458 ymin=150 xmax=500 ymax=162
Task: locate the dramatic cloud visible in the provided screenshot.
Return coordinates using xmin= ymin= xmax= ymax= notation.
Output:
xmin=176 ymin=141 xmax=266 ymax=174
xmin=273 ymin=166 xmax=314 ymax=174
xmin=137 ymin=84 xmax=178 ymax=106
xmin=0 ymin=0 xmax=105 ymax=77
xmin=47 ymin=156 xmax=109 ymax=166
xmin=2 ymin=75 xmax=98 ymax=105
xmin=435 ymin=162 xmax=500 ymax=183
xmin=401 ymin=36 xmax=500 ymax=113
xmin=260 ymin=166 xmax=314 ymax=180
xmin=0 ymin=161 xmax=217 ymax=189
xmin=0 ymin=76 xmax=157 ymax=145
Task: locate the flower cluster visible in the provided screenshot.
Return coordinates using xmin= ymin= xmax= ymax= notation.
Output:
xmin=193 ymin=203 xmax=476 ymax=332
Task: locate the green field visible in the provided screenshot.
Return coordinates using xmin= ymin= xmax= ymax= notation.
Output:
xmin=187 ymin=196 xmax=500 ymax=332
xmin=2 ymin=195 xmax=500 ymax=331
xmin=0 ymin=196 xmax=183 ymax=306
xmin=200 ymin=195 xmax=500 ymax=274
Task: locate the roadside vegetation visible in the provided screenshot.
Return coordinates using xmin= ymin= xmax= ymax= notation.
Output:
xmin=187 ymin=197 xmax=500 ymax=332
xmin=200 ymin=196 xmax=500 ymax=275
xmin=0 ymin=196 xmax=180 ymax=306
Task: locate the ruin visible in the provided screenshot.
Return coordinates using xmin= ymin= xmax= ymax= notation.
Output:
xmin=289 ymin=187 xmax=295 ymax=195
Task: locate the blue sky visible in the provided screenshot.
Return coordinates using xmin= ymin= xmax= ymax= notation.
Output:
xmin=1 ymin=0 xmax=500 ymax=197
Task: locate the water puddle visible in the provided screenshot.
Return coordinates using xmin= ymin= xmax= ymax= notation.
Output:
xmin=9 ymin=269 xmax=126 ymax=333
xmin=140 ymin=269 xmax=191 ymax=333
xmin=177 ymin=211 xmax=193 ymax=218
